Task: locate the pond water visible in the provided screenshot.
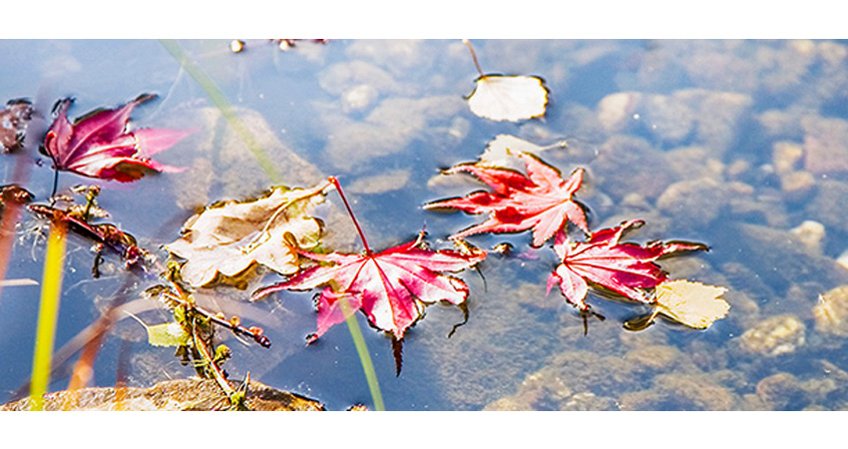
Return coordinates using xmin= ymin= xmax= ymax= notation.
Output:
xmin=2 ymin=39 xmax=848 ymax=411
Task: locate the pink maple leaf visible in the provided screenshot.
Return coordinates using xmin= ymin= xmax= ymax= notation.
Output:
xmin=42 ymin=94 xmax=190 ymax=183
xmin=252 ymin=231 xmax=486 ymax=343
xmin=252 ymin=177 xmax=487 ymax=374
xmin=547 ymin=219 xmax=708 ymax=312
xmin=425 ymin=152 xmax=588 ymax=247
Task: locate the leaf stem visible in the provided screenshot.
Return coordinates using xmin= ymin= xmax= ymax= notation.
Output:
xmin=29 ymin=222 xmax=67 ymax=410
xmin=463 ymin=39 xmax=485 ymax=77
xmin=328 ymin=176 xmax=372 ymax=255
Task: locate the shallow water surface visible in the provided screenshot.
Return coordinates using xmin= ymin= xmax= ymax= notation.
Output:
xmin=2 ymin=39 xmax=848 ymax=410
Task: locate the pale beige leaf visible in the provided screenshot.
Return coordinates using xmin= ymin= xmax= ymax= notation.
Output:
xmin=166 ymin=182 xmax=329 ymax=288
xmin=479 ymin=134 xmax=566 ymax=169
xmin=655 ymin=280 xmax=730 ymax=329
xmin=467 ymin=75 xmax=549 ymax=122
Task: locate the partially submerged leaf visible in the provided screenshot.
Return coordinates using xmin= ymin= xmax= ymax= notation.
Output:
xmin=654 ymin=280 xmax=730 ymax=329
xmin=42 ymin=94 xmax=191 ymax=182
xmin=0 ymin=99 xmax=33 ymax=152
xmin=252 ymin=232 xmax=487 ymax=343
xmin=1 ymin=184 xmax=34 ymax=209
xmin=167 ymin=182 xmax=331 ymax=288
xmin=467 ymin=75 xmax=549 ymax=122
xmin=425 ymin=152 xmax=587 ymax=247
xmin=145 ymin=321 xmax=190 ymax=347
xmin=479 ymin=134 xmax=566 ymax=170
xmin=547 ymin=219 xmax=708 ymax=312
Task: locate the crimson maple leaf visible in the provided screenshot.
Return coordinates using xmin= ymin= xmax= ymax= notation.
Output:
xmin=252 ymin=231 xmax=486 ymax=342
xmin=42 ymin=94 xmax=190 ymax=183
xmin=425 ymin=152 xmax=588 ymax=247
xmin=547 ymin=219 xmax=708 ymax=312
xmin=252 ymin=177 xmax=487 ymax=374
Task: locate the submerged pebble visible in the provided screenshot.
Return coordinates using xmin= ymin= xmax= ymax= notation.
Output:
xmin=740 ymin=314 xmax=806 ymax=357
xmin=813 ymin=285 xmax=848 ymax=337
xmin=789 ymin=220 xmax=826 ymax=255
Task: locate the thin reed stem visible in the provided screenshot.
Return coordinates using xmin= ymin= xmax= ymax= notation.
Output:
xmin=29 ymin=222 xmax=67 ymax=410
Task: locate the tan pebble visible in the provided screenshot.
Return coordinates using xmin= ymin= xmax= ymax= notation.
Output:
xmin=740 ymin=314 xmax=806 ymax=357
xmin=789 ymin=220 xmax=826 ymax=254
xmin=780 ymin=171 xmax=816 ymax=201
xmin=772 ymin=141 xmax=804 ymax=175
xmin=596 ymin=92 xmax=641 ymax=133
xmin=814 ymin=285 xmax=848 ymax=337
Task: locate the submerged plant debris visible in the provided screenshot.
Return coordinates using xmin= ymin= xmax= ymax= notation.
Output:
xmin=0 ymin=99 xmax=33 ymax=153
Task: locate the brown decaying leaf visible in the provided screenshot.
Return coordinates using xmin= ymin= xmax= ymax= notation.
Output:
xmin=0 ymin=99 xmax=33 ymax=152
xmin=166 ymin=181 xmax=331 ymax=288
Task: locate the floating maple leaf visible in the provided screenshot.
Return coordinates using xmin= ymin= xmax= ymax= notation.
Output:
xmin=252 ymin=177 xmax=486 ymax=373
xmin=547 ymin=219 xmax=708 ymax=313
xmin=0 ymin=99 xmax=33 ymax=153
xmin=463 ymin=40 xmax=549 ymax=122
xmin=42 ymin=94 xmax=190 ymax=182
xmin=167 ymin=181 xmax=331 ymax=288
xmin=425 ymin=152 xmax=588 ymax=247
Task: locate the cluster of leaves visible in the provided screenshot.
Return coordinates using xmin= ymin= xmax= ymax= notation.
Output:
xmin=1 ymin=41 xmax=732 ymax=408
xmin=426 ymin=134 xmax=729 ymax=331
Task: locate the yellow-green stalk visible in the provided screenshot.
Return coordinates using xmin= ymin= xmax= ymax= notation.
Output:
xmin=30 ymin=223 xmax=67 ymax=410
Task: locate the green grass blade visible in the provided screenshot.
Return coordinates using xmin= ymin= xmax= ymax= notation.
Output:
xmin=158 ymin=39 xmax=282 ymax=183
xmin=29 ymin=223 xmax=67 ymax=410
xmin=159 ymin=40 xmax=385 ymax=410
xmin=339 ymin=298 xmax=385 ymax=411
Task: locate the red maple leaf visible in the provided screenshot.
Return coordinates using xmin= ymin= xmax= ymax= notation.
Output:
xmin=252 ymin=232 xmax=486 ymax=342
xmin=547 ymin=219 xmax=708 ymax=312
xmin=42 ymin=94 xmax=190 ymax=183
xmin=425 ymin=152 xmax=588 ymax=247
xmin=252 ymin=177 xmax=486 ymax=374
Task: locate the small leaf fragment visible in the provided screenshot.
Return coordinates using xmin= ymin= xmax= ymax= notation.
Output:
xmin=467 ymin=75 xmax=549 ymax=122
xmin=146 ymin=322 xmax=190 ymax=347
xmin=654 ymin=280 xmax=730 ymax=329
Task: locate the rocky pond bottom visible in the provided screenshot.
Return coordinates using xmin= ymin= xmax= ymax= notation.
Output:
xmin=1 ymin=39 xmax=848 ymax=411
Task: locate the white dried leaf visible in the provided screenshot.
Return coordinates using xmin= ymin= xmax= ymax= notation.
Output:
xmin=467 ymin=75 xmax=549 ymax=122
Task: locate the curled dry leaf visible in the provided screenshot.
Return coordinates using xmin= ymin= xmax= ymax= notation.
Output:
xmin=167 ymin=181 xmax=331 ymax=288
xmin=42 ymin=94 xmax=191 ymax=182
xmin=547 ymin=219 xmax=708 ymax=312
xmin=467 ymin=75 xmax=549 ymax=122
xmin=425 ymin=152 xmax=587 ymax=247
xmin=654 ymin=280 xmax=730 ymax=329
xmin=0 ymin=99 xmax=33 ymax=152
